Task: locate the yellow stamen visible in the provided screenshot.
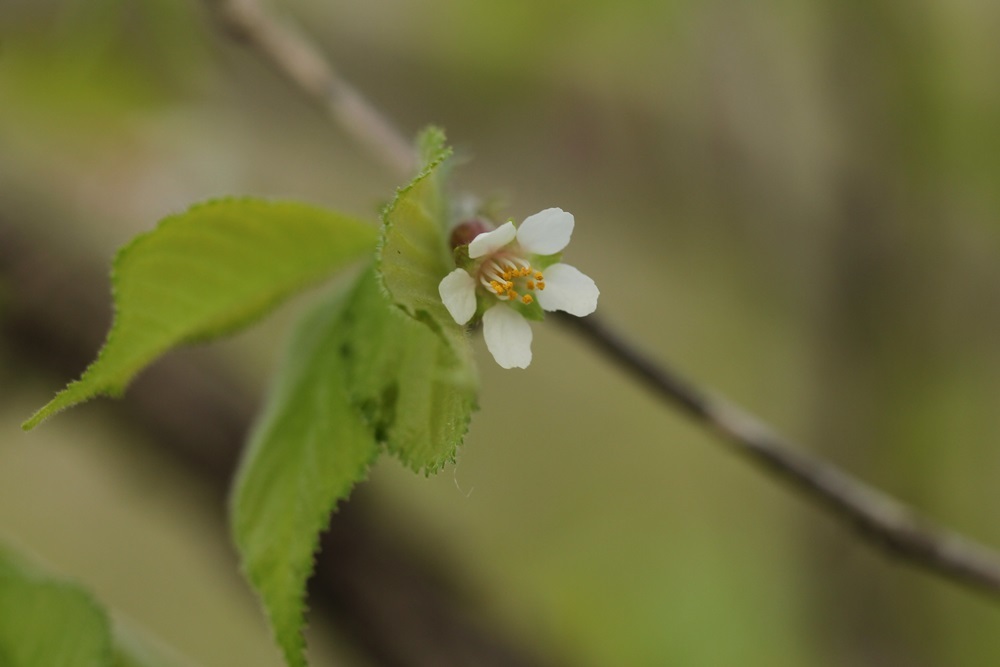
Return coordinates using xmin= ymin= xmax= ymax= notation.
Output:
xmin=522 ymin=294 xmax=533 ymax=305
xmin=505 ymin=281 xmax=514 ymax=289
xmin=502 ymin=270 xmax=512 ymax=280
xmin=490 ymin=281 xmax=505 ymax=294
xmin=537 ymin=281 xmax=545 ymax=290
xmin=508 ymin=289 xmax=519 ymax=300
xmin=526 ymin=280 xmax=535 ymax=290
xmin=534 ymin=271 xmax=544 ymax=281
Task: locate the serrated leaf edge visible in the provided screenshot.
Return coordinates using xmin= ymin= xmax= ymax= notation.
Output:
xmin=23 ymin=197 xmax=376 ymax=430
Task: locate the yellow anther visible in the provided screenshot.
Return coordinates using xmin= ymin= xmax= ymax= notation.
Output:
xmin=490 ymin=281 xmax=505 ymax=294
xmin=522 ymin=294 xmax=534 ymax=305
xmin=526 ymin=280 xmax=536 ymax=290
xmin=502 ymin=270 xmax=512 ymax=280
xmin=508 ymin=290 xmax=519 ymax=300
xmin=534 ymin=271 xmax=544 ymax=281
xmin=520 ymin=267 xmax=531 ymax=277
xmin=505 ymin=281 xmax=514 ymax=289
xmin=537 ymin=281 xmax=545 ymax=290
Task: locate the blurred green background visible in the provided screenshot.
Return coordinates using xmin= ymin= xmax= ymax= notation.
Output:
xmin=2 ymin=0 xmax=1000 ymax=665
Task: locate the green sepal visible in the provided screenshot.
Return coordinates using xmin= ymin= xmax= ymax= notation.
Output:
xmin=507 ymin=298 xmax=546 ymax=322
xmin=453 ymin=244 xmax=474 ymax=272
xmin=530 ymin=252 xmax=563 ymax=270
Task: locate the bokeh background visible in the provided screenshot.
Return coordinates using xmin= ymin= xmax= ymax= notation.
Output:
xmin=2 ymin=0 xmax=1000 ymax=665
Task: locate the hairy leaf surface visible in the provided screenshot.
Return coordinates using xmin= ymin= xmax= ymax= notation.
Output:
xmin=231 ymin=281 xmax=379 ymax=667
xmin=374 ymin=129 xmax=478 ymax=470
xmin=377 ymin=129 xmax=462 ymax=349
xmin=233 ymin=265 xmax=477 ymax=666
xmin=24 ymin=198 xmax=377 ymax=429
xmin=345 ymin=269 xmax=477 ymax=472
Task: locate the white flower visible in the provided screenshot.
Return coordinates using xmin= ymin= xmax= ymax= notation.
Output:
xmin=438 ymin=207 xmax=599 ymax=369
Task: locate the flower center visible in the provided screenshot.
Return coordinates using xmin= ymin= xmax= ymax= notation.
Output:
xmin=478 ymin=253 xmax=545 ymax=305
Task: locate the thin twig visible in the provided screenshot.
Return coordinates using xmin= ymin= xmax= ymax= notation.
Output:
xmin=208 ymin=0 xmax=418 ymax=178
xmin=204 ymin=0 xmax=1000 ymax=601
xmin=556 ymin=312 xmax=1000 ymax=597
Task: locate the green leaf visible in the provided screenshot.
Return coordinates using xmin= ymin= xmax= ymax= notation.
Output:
xmin=232 ymin=265 xmax=477 ymax=666
xmin=230 ymin=279 xmax=380 ymax=667
xmin=377 ymin=129 xmax=463 ymax=351
xmin=0 ymin=578 xmax=113 ymax=667
xmin=0 ymin=544 xmax=182 ymax=667
xmin=344 ymin=269 xmax=477 ymax=473
xmin=417 ymin=125 xmax=450 ymax=166
xmin=373 ymin=128 xmax=479 ymax=470
xmin=23 ymin=198 xmax=377 ymax=430
xmin=232 ymin=130 xmax=477 ymax=665
xmin=0 ymin=549 xmax=112 ymax=667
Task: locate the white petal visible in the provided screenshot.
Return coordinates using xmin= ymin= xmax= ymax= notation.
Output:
xmin=482 ymin=306 xmax=533 ymax=369
xmin=438 ymin=269 xmax=477 ymax=325
xmin=469 ymin=221 xmax=516 ymax=259
xmin=536 ymin=263 xmax=599 ymax=316
xmin=516 ymin=208 xmax=574 ymax=255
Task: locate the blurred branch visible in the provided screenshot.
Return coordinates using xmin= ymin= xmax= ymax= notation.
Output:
xmin=556 ymin=312 xmax=1000 ymax=598
xmin=199 ymin=0 xmax=1000 ymax=602
xmin=0 ymin=222 xmax=557 ymax=667
xmin=206 ymin=0 xmax=418 ymax=178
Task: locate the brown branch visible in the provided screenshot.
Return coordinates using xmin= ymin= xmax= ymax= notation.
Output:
xmin=555 ymin=312 xmax=1000 ymax=597
xmin=206 ymin=0 xmax=418 ymax=178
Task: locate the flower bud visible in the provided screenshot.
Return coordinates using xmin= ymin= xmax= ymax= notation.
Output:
xmin=449 ymin=218 xmax=494 ymax=250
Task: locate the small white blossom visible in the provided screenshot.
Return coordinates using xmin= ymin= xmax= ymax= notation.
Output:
xmin=438 ymin=208 xmax=599 ymax=369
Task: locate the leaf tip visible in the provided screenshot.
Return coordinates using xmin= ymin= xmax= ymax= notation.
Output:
xmin=20 ymin=414 xmax=43 ymax=432
xmin=21 ymin=398 xmax=65 ymax=431
xmin=417 ymin=125 xmax=449 ymax=165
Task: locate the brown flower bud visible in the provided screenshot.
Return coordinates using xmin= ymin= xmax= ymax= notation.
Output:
xmin=449 ymin=218 xmax=494 ymax=250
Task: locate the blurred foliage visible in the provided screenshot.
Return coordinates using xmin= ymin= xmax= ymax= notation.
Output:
xmin=0 ymin=541 xmax=184 ymax=667
xmin=2 ymin=0 xmax=1000 ymax=666
xmin=0 ymin=547 xmax=115 ymax=667
xmin=0 ymin=0 xmax=204 ymax=132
